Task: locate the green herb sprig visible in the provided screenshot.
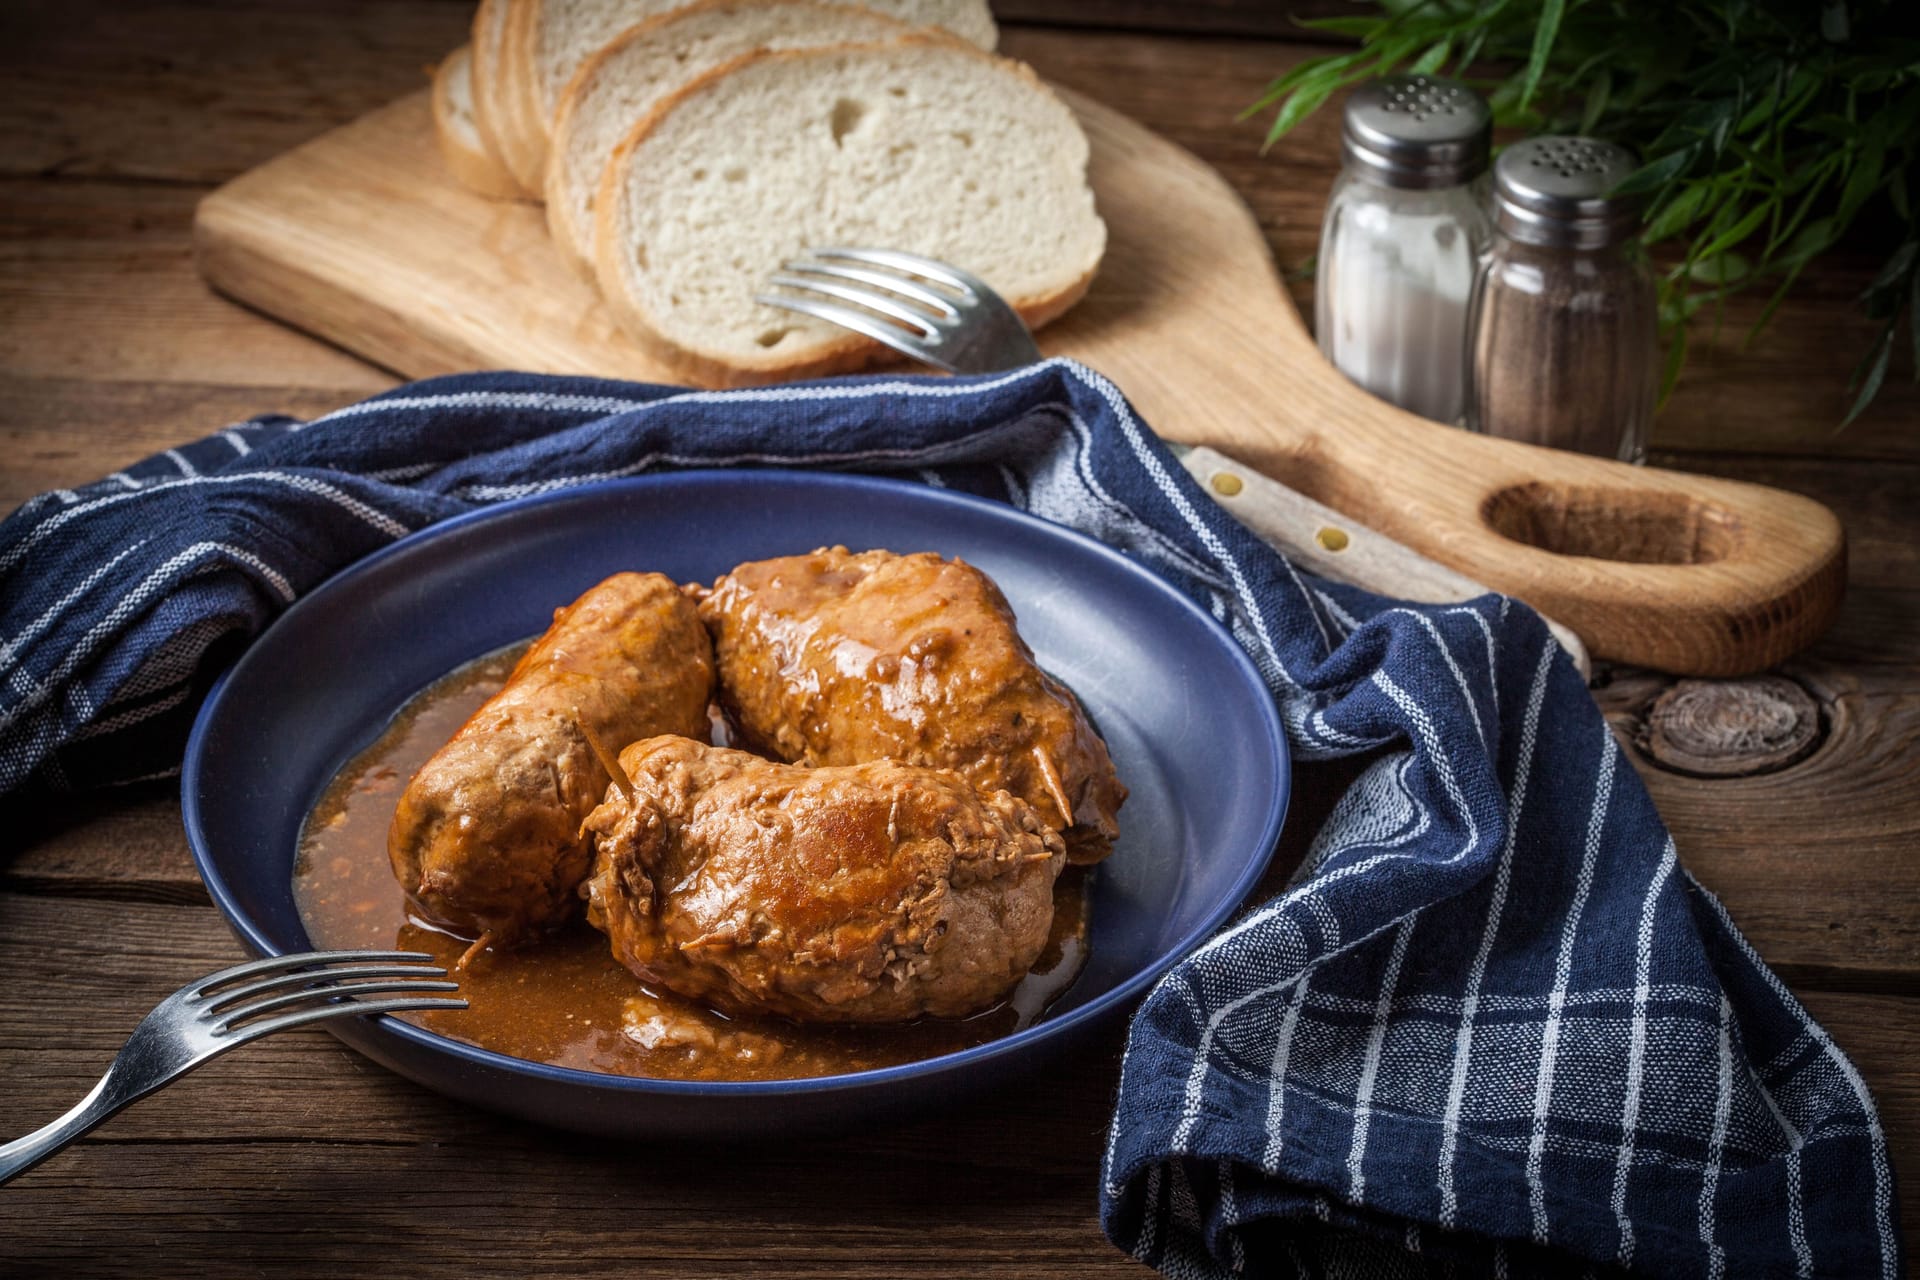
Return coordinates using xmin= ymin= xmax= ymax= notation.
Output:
xmin=1250 ymin=0 xmax=1920 ymax=423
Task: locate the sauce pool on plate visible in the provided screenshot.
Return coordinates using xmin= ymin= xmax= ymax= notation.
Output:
xmin=294 ymin=642 xmax=1091 ymax=1082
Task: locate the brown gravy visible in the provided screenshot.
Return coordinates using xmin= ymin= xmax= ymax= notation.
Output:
xmin=293 ymin=642 xmax=1090 ymax=1082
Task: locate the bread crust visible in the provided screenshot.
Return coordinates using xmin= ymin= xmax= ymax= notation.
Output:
xmin=433 ymin=46 xmax=528 ymax=201
xmin=465 ymin=0 xmax=533 ymax=199
xmin=589 ymin=36 xmax=1103 ymax=388
xmin=494 ymin=0 xmax=551 ymax=194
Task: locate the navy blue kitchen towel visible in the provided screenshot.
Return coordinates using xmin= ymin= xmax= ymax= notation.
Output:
xmin=0 ymin=359 xmax=1898 ymax=1277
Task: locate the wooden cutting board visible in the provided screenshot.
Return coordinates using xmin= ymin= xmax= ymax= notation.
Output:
xmin=194 ymin=88 xmax=1845 ymax=676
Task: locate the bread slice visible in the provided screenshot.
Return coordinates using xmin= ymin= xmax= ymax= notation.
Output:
xmin=493 ymin=0 xmax=555 ymax=191
xmin=514 ymin=0 xmax=997 ymax=206
xmin=546 ymin=0 xmax=919 ymax=279
xmin=592 ymin=40 xmax=1105 ymax=387
xmin=466 ymin=0 xmax=532 ymax=198
xmin=434 ymin=45 xmax=526 ymax=200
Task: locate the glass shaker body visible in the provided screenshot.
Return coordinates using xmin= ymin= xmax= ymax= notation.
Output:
xmin=1468 ymin=136 xmax=1658 ymax=463
xmin=1316 ymin=173 xmax=1491 ymax=425
xmin=1313 ymin=75 xmax=1494 ymax=427
xmin=1468 ymin=237 xmax=1657 ymax=462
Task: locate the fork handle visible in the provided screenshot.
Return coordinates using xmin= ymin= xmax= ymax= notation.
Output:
xmin=0 ymin=1059 xmax=168 ymax=1189
xmin=0 ymin=1073 xmax=139 ymax=1186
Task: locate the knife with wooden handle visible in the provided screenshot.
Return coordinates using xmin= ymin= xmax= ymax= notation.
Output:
xmin=1172 ymin=443 xmax=1592 ymax=680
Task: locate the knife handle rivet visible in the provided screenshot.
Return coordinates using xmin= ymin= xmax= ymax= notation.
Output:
xmin=1316 ymin=526 xmax=1351 ymax=552
xmin=1209 ymin=472 xmax=1244 ymax=497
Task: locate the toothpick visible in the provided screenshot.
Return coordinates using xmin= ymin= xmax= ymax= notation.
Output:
xmin=455 ymin=930 xmax=494 ymax=973
xmin=574 ymin=707 xmax=636 ymax=805
xmin=1030 ymin=744 xmax=1074 ymax=825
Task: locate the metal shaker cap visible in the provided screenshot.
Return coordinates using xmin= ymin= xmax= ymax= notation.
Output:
xmin=1494 ymin=137 xmax=1643 ymax=249
xmin=1341 ymin=76 xmax=1491 ymax=190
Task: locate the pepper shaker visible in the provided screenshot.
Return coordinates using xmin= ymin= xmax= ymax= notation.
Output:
xmin=1468 ymin=137 xmax=1658 ymax=462
xmin=1315 ymin=75 xmax=1493 ymax=425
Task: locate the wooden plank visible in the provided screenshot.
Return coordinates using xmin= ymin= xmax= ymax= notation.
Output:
xmin=3 ymin=788 xmax=208 ymax=904
xmin=0 ymin=1139 xmax=1137 ymax=1278
xmin=0 ymin=894 xmax=1911 ymax=1269
xmin=0 ymin=181 xmax=391 ymax=395
xmin=1596 ymin=655 xmax=1920 ymax=991
xmin=1651 ymin=269 xmax=1920 ymax=459
xmin=0 ymin=4 xmax=1318 ymax=187
xmin=0 ymin=0 xmax=468 ymax=184
xmin=0 ymin=375 xmax=368 ymax=511
xmin=997 ymin=1 xmax=1354 ymax=40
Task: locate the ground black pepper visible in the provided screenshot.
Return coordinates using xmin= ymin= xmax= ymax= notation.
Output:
xmin=1467 ymin=137 xmax=1658 ymax=463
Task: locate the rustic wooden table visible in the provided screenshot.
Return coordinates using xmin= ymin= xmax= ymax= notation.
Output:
xmin=2 ymin=2 xmax=1914 ymax=1274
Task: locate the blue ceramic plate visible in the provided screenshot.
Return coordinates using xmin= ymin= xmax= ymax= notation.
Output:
xmin=182 ymin=471 xmax=1288 ymax=1137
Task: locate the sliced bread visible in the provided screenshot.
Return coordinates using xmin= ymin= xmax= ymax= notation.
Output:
xmin=514 ymin=0 xmax=997 ymax=202
xmin=493 ymin=0 xmax=556 ymax=191
xmin=465 ymin=0 xmax=532 ymax=198
xmin=434 ymin=45 xmax=526 ymax=200
xmin=546 ymin=0 xmax=918 ymax=279
xmin=592 ymin=40 xmax=1105 ymax=386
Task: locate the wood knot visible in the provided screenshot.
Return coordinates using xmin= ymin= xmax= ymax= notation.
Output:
xmin=1636 ymin=676 xmax=1822 ymax=778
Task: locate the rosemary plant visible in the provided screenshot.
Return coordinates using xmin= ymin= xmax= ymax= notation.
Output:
xmin=1250 ymin=0 xmax=1920 ymax=422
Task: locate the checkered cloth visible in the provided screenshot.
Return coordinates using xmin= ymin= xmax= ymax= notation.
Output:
xmin=0 ymin=360 xmax=1899 ymax=1277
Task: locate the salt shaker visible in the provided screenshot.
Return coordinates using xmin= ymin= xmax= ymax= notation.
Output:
xmin=1468 ymin=137 xmax=1658 ymax=462
xmin=1315 ymin=75 xmax=1492 ymax=425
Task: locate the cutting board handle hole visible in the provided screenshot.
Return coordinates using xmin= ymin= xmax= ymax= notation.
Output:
xmin=1481 ymin=482 xmax=1741 ymax=566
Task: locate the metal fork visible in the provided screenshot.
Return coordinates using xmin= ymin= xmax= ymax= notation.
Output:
xmin=757 ymin=247 xmax=1041 ymax=374
xmin=0 ymin=950 xmax=465 ymax=1185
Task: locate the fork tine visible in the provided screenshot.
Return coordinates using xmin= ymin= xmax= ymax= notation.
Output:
xmin=766 ymin=275 xmax=943 ymax=335
xmin=808 ymin=247 xmax=985 ymax=297
xmin=202 ymin=963 xmax=453 ymax=1013
xmin=755 ymin=293 xmax=959 ymax=373
xmin=191 ymin=950 xmax=434 ymax=996
xmin=212 ymin=979 xmax=462 ymax=1028
xmin=779 ymin=261 xmax=961 ymax=318
xmin=219 ymin=996 xmax=471 ymax=1043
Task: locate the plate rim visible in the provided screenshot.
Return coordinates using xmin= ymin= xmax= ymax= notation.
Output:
xmin=181 ymin=469 xmax=1290 ymax=1098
